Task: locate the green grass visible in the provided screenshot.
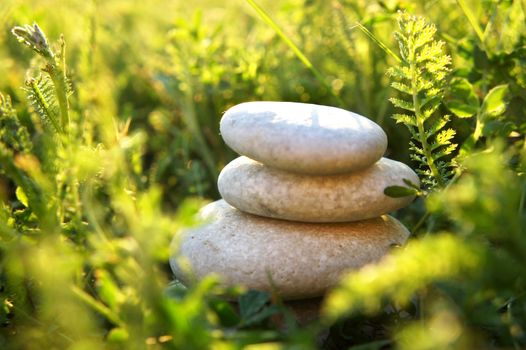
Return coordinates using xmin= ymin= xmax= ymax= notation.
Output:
xmin=0 ymin=0 xmax=525 ymax=349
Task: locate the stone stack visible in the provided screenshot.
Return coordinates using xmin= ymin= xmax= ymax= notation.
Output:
xmin=170 ymin=101 xmax=418 ymax=301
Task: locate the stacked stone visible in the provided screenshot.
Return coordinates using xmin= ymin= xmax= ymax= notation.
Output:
xmin=170 ymin=101 xmax=418 ymax=301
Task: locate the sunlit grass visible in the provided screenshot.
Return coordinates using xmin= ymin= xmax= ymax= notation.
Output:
xmin=0 ymin=0 xmax=525 ymax=348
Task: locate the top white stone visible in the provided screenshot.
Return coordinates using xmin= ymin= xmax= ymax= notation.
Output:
xmin=220 ymin=101 xmax=388 ymax=175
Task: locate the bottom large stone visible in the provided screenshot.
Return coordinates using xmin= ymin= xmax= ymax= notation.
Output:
xmin=170 ymin=200 xmax=410 ymax=300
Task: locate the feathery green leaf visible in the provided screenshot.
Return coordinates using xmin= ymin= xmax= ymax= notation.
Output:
xmin=388 ymin=11 xmax=456 ymax=190
xmin=389 ymin=97 xmax=415 ymax=112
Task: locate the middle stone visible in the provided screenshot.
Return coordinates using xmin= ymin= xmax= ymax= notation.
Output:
xmin=218 ymin=156 xmax=419 ymax=223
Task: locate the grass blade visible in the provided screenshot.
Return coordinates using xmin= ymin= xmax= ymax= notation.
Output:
xmin=245 ymin=0 xmax=344 ymax=106
xmin=456 ymin=0 xmax=485 ymax=42
xmin=351 ymin=22 xmax=402 ymax=64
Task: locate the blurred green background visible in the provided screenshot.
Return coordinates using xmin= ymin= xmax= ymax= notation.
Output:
xmin=0 ymin=0 xmax=481 ymax=206
xmin=1 ymin=0 xmax=525 ymax=349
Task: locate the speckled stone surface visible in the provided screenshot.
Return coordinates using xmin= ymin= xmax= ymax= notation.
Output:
xmin=218 ymin=156 xmax=419 ymax=223
xmin=220 ymin=101 xmax=387 ymax=175
xmin=170 ymin=200 xmax=410 ymax=300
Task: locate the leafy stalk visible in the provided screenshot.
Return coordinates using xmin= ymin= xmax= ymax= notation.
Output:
xmin=388 ymin=12 xmax=456 ymax=189
xmin=49 ymin=37 xmax=70 ymax=133
xmin=12 ymin=23 xmax=70 ymax=136
xmin=410 ymin=59 xmax=444 ymax=187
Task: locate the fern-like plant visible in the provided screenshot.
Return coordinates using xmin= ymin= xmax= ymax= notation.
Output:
xmin=11 ymin=23 xmax=71 ymax=136
xmin=388 ymin=12 xmax=456 ymax=190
